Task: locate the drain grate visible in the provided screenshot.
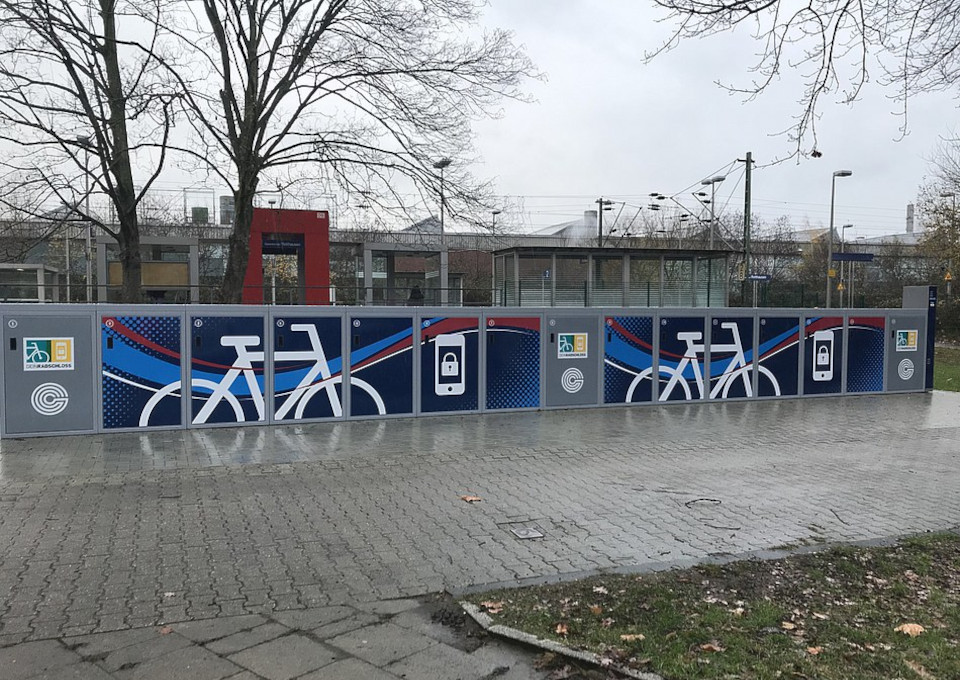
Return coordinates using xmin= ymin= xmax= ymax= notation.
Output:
xmin=509 ymin=526 xmax=544 ymax=540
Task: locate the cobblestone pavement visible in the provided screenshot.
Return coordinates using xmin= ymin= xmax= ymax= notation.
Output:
xmin=0 ymin=392 xmax=958 ymax=665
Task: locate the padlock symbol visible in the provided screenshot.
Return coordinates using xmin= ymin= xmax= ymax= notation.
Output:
xmin=817 ymin=345 xmax=830 ymax=366
xmin=441 ymin=352 xmax=459 ymax=376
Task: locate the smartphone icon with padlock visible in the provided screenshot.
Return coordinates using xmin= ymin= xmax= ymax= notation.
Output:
xmin=434 ymin=333 xmax=466 ymax=396
xmin=812 ymin=330 xmax=834 ymax=382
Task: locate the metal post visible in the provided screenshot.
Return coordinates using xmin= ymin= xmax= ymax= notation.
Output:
xmin=743 ymin=152 xmax=752 ymax=277
xmin=64 ymin=224 xmax=70 ymax=302
xmin=826 ymin=170 xmax=852 ymax=308
xmin=709 ymin=183 xmax=716 ymax=250
xmin=82 ymin=141 xmax=92 ymax=302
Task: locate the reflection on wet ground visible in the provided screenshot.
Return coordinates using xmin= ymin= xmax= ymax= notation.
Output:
xmin=1 ymin=391 xmax=957 ymax=482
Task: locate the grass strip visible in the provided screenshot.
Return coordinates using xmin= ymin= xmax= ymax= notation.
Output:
xmin=467 ymin=533 xmax=960 ymax=679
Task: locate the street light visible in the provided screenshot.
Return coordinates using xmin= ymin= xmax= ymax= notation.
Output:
xmin=433 ymin=158 xmax=451 ymax=242
xmin=701 ymin=176 xmax=725 ymax=249
xmin=491 ymin=209 xmax=502 ymax=231
xmin=941 ymin=192 xmax=956 ymax=298
xmin=840 ymin=223 xmax=853 ymax=307
xmin=826 ymin=170 xmax=853 ymax=308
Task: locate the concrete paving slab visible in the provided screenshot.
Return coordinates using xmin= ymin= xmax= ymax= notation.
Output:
xmin=299 ymin=658 xmax=400 ymax=680
xmin=114 ymin=645 xmax=241 ymax=680
xmin=386 ymin=642 xmax=486 ymax=680
xmin=205 ymin=622 xmax=289 ymax=655
xmin=28 ymin=662 xmax=114 ymax=680
xmin=326 ymin=621 xmax=438 ymax=667
xmin=269 ymin=606 xmax=355 ymax=631
xmin=96 ymin=632 xmax=193 ymax=673
xmin=309 ymin=611 xmax=381 ymax=639
xmin=170 ymin=615 xmax=268 ymax=643
xmin=227 ymin=634 xmax=341 ymax=680
xmin=356 ymin=599 xmax=422 ymax=616
xmin=65 ymin=628 xmax=162 ymax=659
xmin=0 ymin=640 xmax=83 ymax=680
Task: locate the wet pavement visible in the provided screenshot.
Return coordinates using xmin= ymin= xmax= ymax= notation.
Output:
xmin=1 ymin=391 xmax=959 ymax=677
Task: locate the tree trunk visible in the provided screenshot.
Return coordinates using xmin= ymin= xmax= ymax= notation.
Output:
xmin=100 ymin=0 xmax=142 ymax=303
xmin=219 ymin=174 xmax=258 ymax=303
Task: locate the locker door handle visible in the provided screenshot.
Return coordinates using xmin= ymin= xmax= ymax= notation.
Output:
xmin=106 ymin=337 xmax=114 ymax=350
xmin=352 ymin=334 xmax=360 ymax=347
xmin=195 ymin=335 xmax=202 ymax=348
xmin=277 ymin=334 xmax=284 ymax=349
xmin=550 ymin=333 xmax=555 ymax=343
xmin=9 ymin=337 xmax=16 ymax=351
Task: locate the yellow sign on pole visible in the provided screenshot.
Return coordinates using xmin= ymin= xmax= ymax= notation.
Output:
xmin=837 ymin=281 xmax=845 ymax=291
xmin=828 ymin=268 xmax=837 ymax=278
xmin=946 ymin=271 xmax=954 ymax=282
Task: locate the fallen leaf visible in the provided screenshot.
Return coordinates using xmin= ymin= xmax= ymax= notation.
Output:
xmin=158 ymin=626 xmax=174 ymax=635
xmin=589 ymin=604 xmax=603 ymax=615
xmin=813 ymin=612 xmax=829 ymax=620
xmin=459 ymin=495 xmax=482 ymax=503
xmin=781 ymin=621 xmax=797 ymax=630
xmin=592 ymin=586 xmax=608 ymax=595
xmin=620 ymin=633 xmax=646 ymax=642
xmin=601 ymin=618 xmax=615 ymax=628
xmin=555 ymin=622 xmax=568 ymax=637
xmin=807 ymin=646 xmax=823 ymax=655
xmin=479 ymin=600 xmax=504 ymax=614
xmin=895 ymin=623 xmax=925 ymax=637
xmin=700 ymin=641 xmax=725 ymax=653
xmin=729 ymin=607 xmax=745 ymax=617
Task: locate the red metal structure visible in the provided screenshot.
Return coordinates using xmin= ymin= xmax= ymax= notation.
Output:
xmin=242 ymin=208 xmax=331 ymax=304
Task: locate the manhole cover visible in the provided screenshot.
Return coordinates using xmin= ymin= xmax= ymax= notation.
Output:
xmin=510 ymin=527 xmax=544 ymax=540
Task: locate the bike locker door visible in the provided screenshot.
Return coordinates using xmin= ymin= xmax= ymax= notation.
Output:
xmin=272 ymin=315 xmax=343 ymax=421
xmin=349 ymin=316 xmax=414 ymax=417
xmin=757 ymin=316 xmax=801 ymax=397
xmin=657 ymin=316 xmax=706 ymax=402
xmin=3 ymin=313 xmax=95 ymax=436
xmin=485 ymin=316 xmax=541 ymax=410
xmin=419 ymin=315 xmax=480 ymax=414
xmin=846 ymin=316 xmax=885 ymax=394
xmin=802 ymin=315 xmax=844 ymax=395
xmin=886 ymin=313 xmax=926 ymax=392
xmin=545 ymin=314 xmax=599 ymax=407
xmin=707 ymin=317 xmax=755 ymax=400
xmin=190 ymin=315 xmax=266 ymax=425
xmin=102 ymin=314 xmax=183 ymax=429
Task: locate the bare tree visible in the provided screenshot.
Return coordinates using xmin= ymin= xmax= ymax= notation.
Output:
xmin=164 ymin=0 xmax=536 ymax=303
xmin=650 ymin=1 xmax=960 ymax=154
xmin=0 ymin=0 xmax=179 ymax=301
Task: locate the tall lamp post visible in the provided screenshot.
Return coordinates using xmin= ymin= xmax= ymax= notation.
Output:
xmin=433 ymin=158 xmax=452 ymax=305
xmin=701 ymin=176 xmax=725 ymax=249
xmin=839 ymin=223 xmax=853 ymax=307
xmin=433 ymin=158 xmax=451 ymax=242
xmin=826 ymin=170 xmax=853 ymax=308
xmin=491 ymin=209 xmax=501 ymax=231
xmin=941 ymin=191 xmax=956 ymax=299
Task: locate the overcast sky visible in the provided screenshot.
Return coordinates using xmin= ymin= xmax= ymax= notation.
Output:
xmin=470 ymin=1 xmax=958 ymax=239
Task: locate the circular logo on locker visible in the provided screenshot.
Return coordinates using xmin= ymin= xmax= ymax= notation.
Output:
xmin=31 ymin=382 xmax=69 ymax=416
xmin=898 ymin=358 xmax=915 ymax=381
xmin=561 ymin=367 xmax=584 ymax=394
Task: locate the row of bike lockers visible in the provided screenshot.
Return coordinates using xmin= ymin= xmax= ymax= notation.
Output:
xmin=0 ymin=304 xmax=931 ymax=437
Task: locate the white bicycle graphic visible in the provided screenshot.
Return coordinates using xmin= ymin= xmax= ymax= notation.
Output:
xmin=626 ymin=322 xmax=780 ymax=402
xmin=139 ymin=324 xmax=385 ymax=426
